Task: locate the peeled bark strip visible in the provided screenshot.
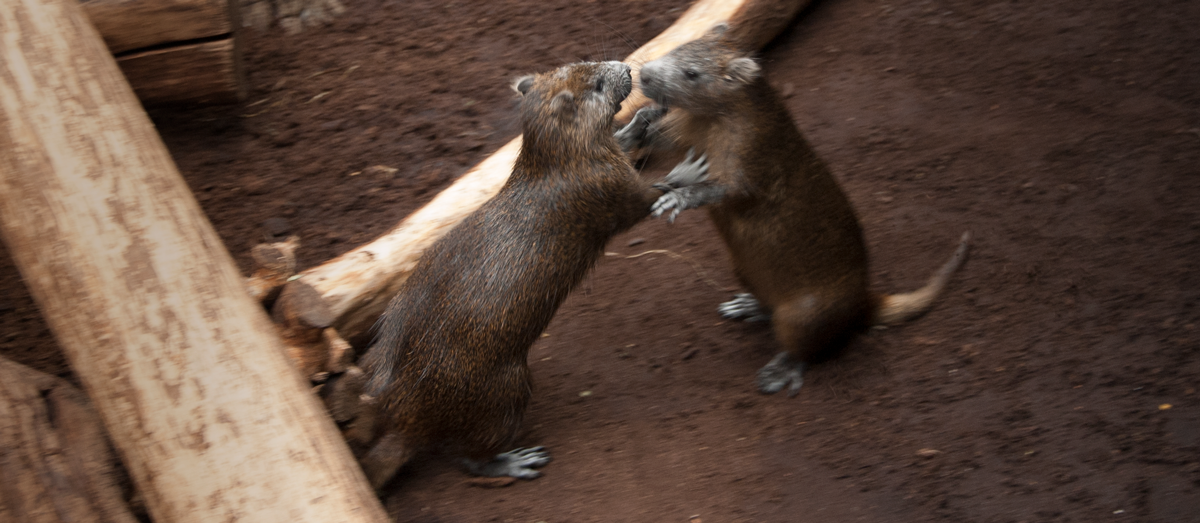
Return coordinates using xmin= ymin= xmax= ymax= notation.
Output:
xmin=0 ymin=0 xmax=387 ymax=520
xmin=290 ymin=0 xmax=813 ymax=346
xmin=0 ymin=357 xmax=138 ymax=523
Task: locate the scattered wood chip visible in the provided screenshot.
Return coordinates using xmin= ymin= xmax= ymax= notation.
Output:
xmin=916 ymin=448 xmax=942 ymax=458
xmin=465 ymin=476 xmax=517 ymax=488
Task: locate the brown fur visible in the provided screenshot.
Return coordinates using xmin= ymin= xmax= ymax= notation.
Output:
xmin=352 ymin=61 xmax=671 ymax=488
xmin=638 ymin=26 xmax=969 ymax=394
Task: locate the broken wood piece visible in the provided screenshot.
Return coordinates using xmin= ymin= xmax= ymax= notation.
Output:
xmin=246 ymin=235 xmax=300 ymax=301
xmin=287 ymin=0 xmax=813 ymax=350
xmin=248 ymin=237 xmax=354 ymax=379
xmin=0 ymin=356 xmax=140 ymax=523
xmin=273 ymin=279 xmax=355 ymax=377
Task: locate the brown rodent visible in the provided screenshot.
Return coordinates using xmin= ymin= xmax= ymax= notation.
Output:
xmin=629 ymin=25 xmax=970 ymax=396
xmin=350 ymin=60 xmax=707 ymax=489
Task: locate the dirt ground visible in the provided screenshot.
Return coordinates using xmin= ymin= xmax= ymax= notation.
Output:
xmin=2 ymin=0 xmax=1198 ymax=521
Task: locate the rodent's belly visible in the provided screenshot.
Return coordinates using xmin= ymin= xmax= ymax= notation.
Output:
xmin=716 ymin=212 xmax=867 ymax=307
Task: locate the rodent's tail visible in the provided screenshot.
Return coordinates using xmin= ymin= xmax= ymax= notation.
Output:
xmin=870 ymin=231 xmax=971 ymax=326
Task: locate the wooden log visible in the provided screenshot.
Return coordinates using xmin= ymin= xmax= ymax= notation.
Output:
xmin=0 ymin=0 xmax=387 ymax=521
xmin=116 ymin=37 xmax=246 ymax=105
xmin=275 ymin=0 xmax=813 ymax=353
xmin=81 ymin=0 xmax=236 ymax=54
xmin=0 ymin=356 xmax=139 ymax=523
xmin=80 ymin=0 xmax=245 ymax=105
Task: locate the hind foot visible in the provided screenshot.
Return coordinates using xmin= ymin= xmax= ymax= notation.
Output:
xmin=756 ymin=353 xmax=806 ymax=397
xmin=464 ymin=446 xmax=552 ymax=479
xmin=718 ymin=293 xmax=771 ymax=322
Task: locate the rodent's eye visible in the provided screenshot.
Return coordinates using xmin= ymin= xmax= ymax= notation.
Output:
xmin=595 ymin=78 xmax=605 ymax=92
xmin=683 ymin=69 xmax=699 ymax=80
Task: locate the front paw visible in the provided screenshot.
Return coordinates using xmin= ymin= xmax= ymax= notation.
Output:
xmin=651 ymin=190 xmax=687 ymax=223
xmin=615 ymin=105 xmax=667 ymax=150
xmin=664 ymin=148 xmax=708 ymax=188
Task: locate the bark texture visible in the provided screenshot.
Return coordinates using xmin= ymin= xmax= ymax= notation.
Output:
xmin=0 ymin=0 xmax=387 ymax=520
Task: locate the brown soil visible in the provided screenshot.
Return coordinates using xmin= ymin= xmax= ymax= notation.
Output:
xmin=3 ymin=0 xmax=1198 ymax=521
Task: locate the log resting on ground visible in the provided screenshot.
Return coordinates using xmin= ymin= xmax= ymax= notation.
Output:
xmin=0 ymin=0 xmax=387 ymax=519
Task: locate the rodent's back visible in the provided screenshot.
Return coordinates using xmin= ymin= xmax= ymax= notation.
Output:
xmin=365 ymin=187 xmax=595 ymax=453
xmin=362 ymin=60 xmax=655 ymax=457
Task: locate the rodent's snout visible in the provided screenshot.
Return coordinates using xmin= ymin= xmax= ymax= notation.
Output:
xmin=639 ymin=61 xmax=663 ymax=88
xmin=618 ymin=69 xmax=633 ymax=101
xmin=638 ymin=61 xmax=664 ymax=103
xmin=606 ymin=61 xmax=633 ymax=102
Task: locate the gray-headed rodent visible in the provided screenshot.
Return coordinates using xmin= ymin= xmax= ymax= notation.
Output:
xmin=619 ymin=25 xmax=970 ymax=396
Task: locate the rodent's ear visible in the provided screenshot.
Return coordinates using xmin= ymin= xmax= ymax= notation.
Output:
xmin=727 ymin=57 xmax=761 ymax=84
xmin=549 ymin=90 xmax=575 ymax=115
xmin=513 ymin=75 xmax=535 ymax=95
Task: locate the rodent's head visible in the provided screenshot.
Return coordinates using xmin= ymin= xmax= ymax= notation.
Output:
xmin=638 ymin=24 xmax=762 ymax=112
xmin=513 ymin=61 xmax=633 ymax=142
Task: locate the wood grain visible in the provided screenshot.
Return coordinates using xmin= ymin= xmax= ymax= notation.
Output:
xmin=116 ymin=37 xmax=245 ymax=105
xmin=0 ymin=0 xmax=387 ymax=520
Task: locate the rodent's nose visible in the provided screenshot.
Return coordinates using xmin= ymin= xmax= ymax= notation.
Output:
xmin=605 ymin=61 xmax=631 ymax=75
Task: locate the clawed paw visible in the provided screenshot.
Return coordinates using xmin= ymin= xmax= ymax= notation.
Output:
xmin=651 ymin=191 xmax=686 ymax=223
xmin=615 ymin=105 xmax=667 ymax=150
xmin=756 ymin=354 xmax=805 ymax=397
xmin=466 ymin=446 xmax=553 ymax=479
xmin=664 ymin=148 xmax=709 ymax=188
xmin=717 ymin=293 xmax=770 ymax=322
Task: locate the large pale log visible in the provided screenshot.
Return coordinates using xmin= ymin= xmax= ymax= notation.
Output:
xmin=0 ymin=0 xmax=386 ymax=521
xmin=284 ymin=0 xmax=813 ymax=349
xmin=0 ymin=356 xmax=139 ymax=523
